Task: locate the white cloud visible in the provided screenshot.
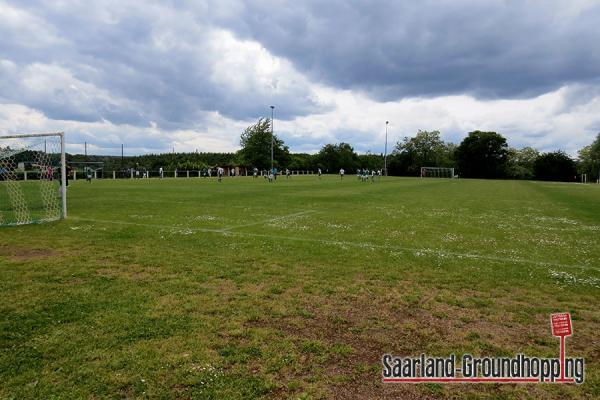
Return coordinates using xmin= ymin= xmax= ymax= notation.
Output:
xmin=0 ymin=102 xmax=248 ymax=155
xmin=0 ymin=62 xmax=141 ymax=124
xmin=0 ymin=1 xmax=66 ymax=48
xmin=4 ymin=80 xmax=599 ymax=157
xmin=276 ymin=84 xmax=600 ymax=155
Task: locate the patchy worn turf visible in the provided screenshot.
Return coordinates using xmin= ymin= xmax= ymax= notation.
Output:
xmin=1 ymin=176 xmax=599 ymax=399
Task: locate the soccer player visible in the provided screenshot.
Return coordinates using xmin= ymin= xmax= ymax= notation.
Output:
xmin=86 ymin=167 xmax=92 ymax=183
xmin=46 ymin=165 xmax=54 ymax=181
xmin=253 ymin=167 xmax=258 ymax=178
xmin=318 ymin=168 xmax=322 ymax=179
xmin=286 ymin=168 xmax=291 ymax=178
xmin=339 ymin=168 xmax=345 ymax=180
xmin=159 ymin=166 xmax=163 ymax=179
xmin=217 ymin=167 xmax=224 ymax=182
xmin=66 ymin=164 xmax=73 ymax=186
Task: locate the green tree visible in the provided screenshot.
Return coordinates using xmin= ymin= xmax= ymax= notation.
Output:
xmin=455 ymin=131 xmax=509 ymax=178
xmin=394 ymin=130 xmax=455 ymax=175
xmin=506 ymin=146 xmax=539 ymax=179
xmin=534 ymin=151 xmax=577 ymax=182
xmin=578 ymin=133 xmax=600 ymax=181
xmin=288 ymin=153 xmax=314 ymax=170
xmin=314 ymin=143 xmax=359 ymax=173
xmin=238 ymin=118 xmax=290 ymax=169
xmin=357 ymin=152 xmax=383 ymax=171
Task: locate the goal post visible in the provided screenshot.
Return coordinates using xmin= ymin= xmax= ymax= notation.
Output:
xmin=420 ymin=166 xmax=455 ymax=178
xmin=0 ymin=132 xmax=66 ymax=226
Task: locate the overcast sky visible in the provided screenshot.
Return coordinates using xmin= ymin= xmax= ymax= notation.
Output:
xmin=1 ymin=0 xmax=599 ymax=156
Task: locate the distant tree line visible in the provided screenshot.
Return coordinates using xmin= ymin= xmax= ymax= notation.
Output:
xmin=64 ymin=118 xmax=600 ymax=182
xmin=67 ymin=152 xmax=237 ymax=172
xmin=388 ymin=129 xmax=597 ymax=182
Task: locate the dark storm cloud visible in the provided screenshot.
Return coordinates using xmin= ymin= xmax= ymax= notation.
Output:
xmin=0 ymin=1 xmax=323 ymax=128
xmin=222 ymin=0 xmax=600 ymax=100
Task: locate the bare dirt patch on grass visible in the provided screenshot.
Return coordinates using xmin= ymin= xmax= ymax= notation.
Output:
xmin=245 ymin=287 xmax=443 ymax=398
xmin=96 ymin=264 xmax=162 ymax=281
xmin=245 ymin=284 xmax=595 ymax=399
xmin=0 ymin=245 xmax=60 ymax=261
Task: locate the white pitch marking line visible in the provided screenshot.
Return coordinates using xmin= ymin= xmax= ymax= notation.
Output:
xmin=69 ymin=216 xmax=598 ymax=272
xmin=217 ymin=231 xmax=599 ymax=272
xmin=69 ymin=217 xmax=223 ymax=233
xmin=217 ymin=210 xmax=316 ymax=232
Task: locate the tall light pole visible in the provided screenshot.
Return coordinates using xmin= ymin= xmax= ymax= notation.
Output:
xmin=384 ymin=121 xmax=389 ymax=176
xmin=270 ymin=105 xmax=275 ymax=172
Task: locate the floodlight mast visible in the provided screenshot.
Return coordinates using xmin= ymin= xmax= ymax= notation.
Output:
xmin=270 ymin=105 xmax=275 ymax=172
xmin=384 ymin=121 xmax=389 ymax=176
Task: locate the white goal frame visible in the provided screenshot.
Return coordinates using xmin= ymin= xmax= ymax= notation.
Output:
xmin=420 ymin=166 xmax=455 ymax=178
xmin=0 ymin=132 xmax=67 ymax=224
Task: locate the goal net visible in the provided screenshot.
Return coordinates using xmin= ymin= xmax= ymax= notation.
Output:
xmin=420 ymin=166 xmax=455 ymax=178
xmin=0 ymin=132 xmax=66 ymax=226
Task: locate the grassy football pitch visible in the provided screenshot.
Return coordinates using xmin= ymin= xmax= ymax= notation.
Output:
xmin=1 ymin=176 xmax=599 ymax=399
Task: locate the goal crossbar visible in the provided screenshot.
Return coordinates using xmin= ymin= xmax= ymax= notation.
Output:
xmin=0 ymin=132 xmax=65 ymax=139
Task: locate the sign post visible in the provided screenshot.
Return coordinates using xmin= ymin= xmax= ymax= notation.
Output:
xmin=551 ymin=313 xmax=573 ymax=381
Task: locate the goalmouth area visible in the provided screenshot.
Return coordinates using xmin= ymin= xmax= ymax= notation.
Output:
xmin=1 ymin=176 xmax=599 ymax=399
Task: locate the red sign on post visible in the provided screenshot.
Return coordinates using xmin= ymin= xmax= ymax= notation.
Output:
xmin=551 ymin=313 xmax=572 ymax=337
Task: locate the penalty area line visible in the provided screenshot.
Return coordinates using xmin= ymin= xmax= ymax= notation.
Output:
xmin=217 ymin=210 xmax=317 ymax=232
xmin=216 ymin=231 xmax=597 ymax=272
xmin=69 ymin=217 xmax=224 ymax=234
xmin=68 ymin=216 xmax=596 ymax=272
